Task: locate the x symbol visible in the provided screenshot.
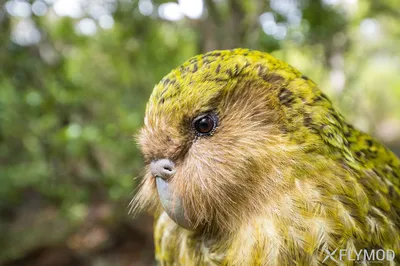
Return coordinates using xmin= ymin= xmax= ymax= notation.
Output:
xmin=322 ymin=248 xmax=338 ymax=263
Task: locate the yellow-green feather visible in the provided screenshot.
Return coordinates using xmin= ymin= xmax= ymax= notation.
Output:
xmin=146 ymin=49 xmax=400 ymax=265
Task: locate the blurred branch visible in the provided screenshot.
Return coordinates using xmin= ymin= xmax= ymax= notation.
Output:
xmin=230 ymin=0 xmax=246 ymax=47
xmin=204 ymin=0 xmax=222 ymax=25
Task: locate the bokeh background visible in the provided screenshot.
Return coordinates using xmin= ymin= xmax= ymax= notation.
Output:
xmin=0 ymin=0 xmax=399 ymax=265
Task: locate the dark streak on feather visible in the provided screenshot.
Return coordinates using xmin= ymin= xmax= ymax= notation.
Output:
xmin=278 ymin=88 xmax=295 ymax=107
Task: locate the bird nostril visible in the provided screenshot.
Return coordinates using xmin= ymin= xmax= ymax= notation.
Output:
xmin=163 ymin=165 xmax=172 ymax=171
xmin=150 ymin=159 xmax=175 ymax=180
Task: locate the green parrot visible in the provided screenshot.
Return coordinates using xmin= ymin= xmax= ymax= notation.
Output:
xmin=131 ymin=49 xmax=400 ymax=265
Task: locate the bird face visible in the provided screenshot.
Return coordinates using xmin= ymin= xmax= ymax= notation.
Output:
xmin=132 ymin=49 xmax=308 ymax=232
xmin=131 ymin=50 xmax=400 ymax=265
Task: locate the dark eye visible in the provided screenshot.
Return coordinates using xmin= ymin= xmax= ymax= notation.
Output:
xmin=193 ymin=114 xmax=218 ymax=136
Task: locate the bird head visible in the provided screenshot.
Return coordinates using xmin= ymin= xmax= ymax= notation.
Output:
xmin=131 ymin=49 xmax=337 ymax=233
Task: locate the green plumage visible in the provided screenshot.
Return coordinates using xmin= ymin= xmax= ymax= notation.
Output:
xmin=136 ymin=49 xmax=400 ymax=265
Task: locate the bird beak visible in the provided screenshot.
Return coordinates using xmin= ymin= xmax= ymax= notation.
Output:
xmin=155 ymin=176 xmax=195 ymax=230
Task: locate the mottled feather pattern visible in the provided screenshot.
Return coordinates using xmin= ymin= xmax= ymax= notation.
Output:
xmin=133 ymin=49 xmax=400 ymax=265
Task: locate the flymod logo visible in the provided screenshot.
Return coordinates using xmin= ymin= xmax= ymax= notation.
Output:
xmin=322 ymin=248 xmax=395 ymax=263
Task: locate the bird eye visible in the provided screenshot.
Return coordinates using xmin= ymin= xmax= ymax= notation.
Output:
xmin=193 ymin=114 xmax=217 ymax=136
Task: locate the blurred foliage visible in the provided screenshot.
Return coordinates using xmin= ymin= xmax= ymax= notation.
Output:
xmin=0 ymin=0 xmax=399 ymax=265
